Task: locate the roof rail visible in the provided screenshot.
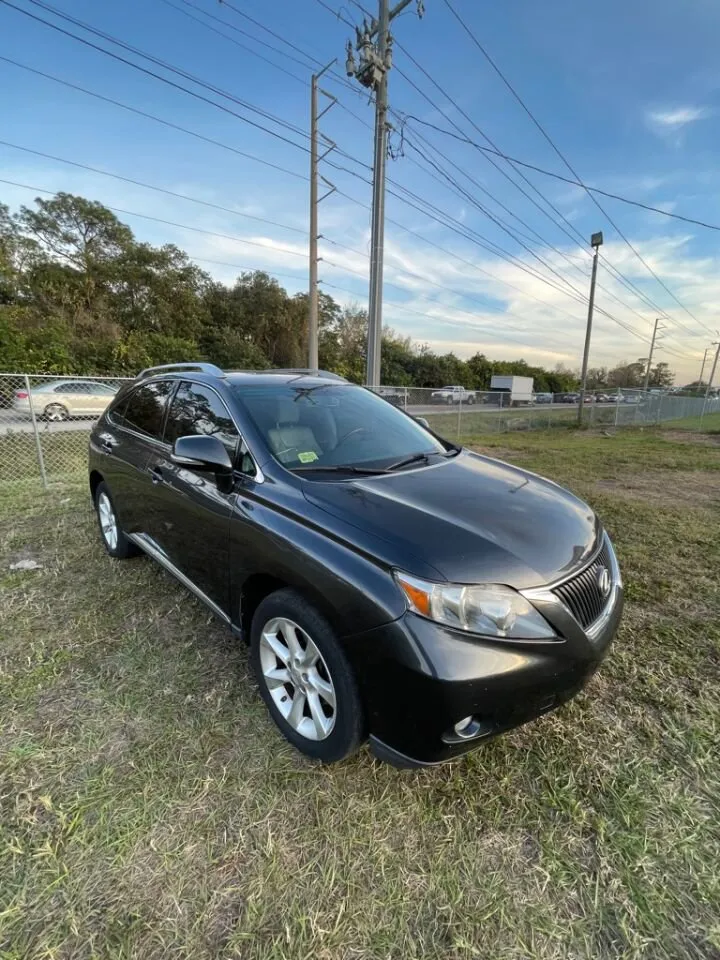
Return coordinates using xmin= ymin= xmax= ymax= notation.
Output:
xmin=252 ymin=368 xmax=348 ymax=382
xmin=136 ymin=362 xmax=226 ymax=380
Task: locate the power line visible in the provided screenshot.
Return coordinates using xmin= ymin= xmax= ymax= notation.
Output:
xmin=22 ymin=0 xmax=310 ymax=137
xmin=313 ymin=0 xmax=355 ymax=29
xmin=385 ymin=45 xmax=706 ymax=349
xmin=0 ymin=174 xmax=575 ymax=356
xmin=296 ymin=0 xmax=710 ymax=351
xmin=441 ymin=0 xmax=713 ymax=335
xmin=321 ymin=261 xmax=571 ymax=353
xmin=156 ymin=0 xmax=307 ymax=83
xmin=29 ymin=0 xmax=643 ymax=347
xmin=1 ymin=41 xmax=697 ymax=357
xmin=0 ymin=140 xmax=308 ymax=234
xmin=0 ymin=174 xmax=697 ymax=361
xmin=0 ymin=56 xmax=308 ymax=182
xmin=340 ymin=2 xmax=696 ymax=348
xmin=1 ymin=49 xmax=568 ymax=312
xmin=0 ymin=0 xmax=309 ymax=150
xmin=0 ymin=176 xmax=309 ymax=259
xmin=217 ymin=0 xmax=372 ymax=108
xmin=382 ymin=175 xmax=696 ymax=358
xmin=376 ymin=25 xmax=707 ymax=345
xmin=155 ymin=0 xmax=374 ymax=133
xmin=329 ymin=153 xmax=670 ymax=348
xmin=4 ymin=48 xmax=591 ymax=326
xmin=187 ymin=254 xmax=310 ymax=285
xmin=398 ymin=127 xmax=702 ymax=354
xmin=333 ymin=160 xmax=678 ymax=348
xmin=324 ymin=238 xmax=586 ymax=351
xmin=395 ymin=116 xmax=720 ymax=233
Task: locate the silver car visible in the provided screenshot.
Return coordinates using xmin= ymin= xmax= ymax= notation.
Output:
xmin=14 ymin=379 xmax=120 ymax=422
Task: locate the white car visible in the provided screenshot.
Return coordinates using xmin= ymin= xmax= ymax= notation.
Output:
xmin=14 ymin=379 xmax=120 ymax=421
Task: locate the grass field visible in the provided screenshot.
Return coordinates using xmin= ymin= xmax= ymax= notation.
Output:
xmin=1 ymin=428 xmax=719 ymax=959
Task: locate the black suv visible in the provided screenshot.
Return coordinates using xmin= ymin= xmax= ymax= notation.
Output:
xmin=89 ymin=363 xmax=623 ymax=767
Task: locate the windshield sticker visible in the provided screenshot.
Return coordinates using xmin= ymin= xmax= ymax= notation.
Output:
xmin=297 ymin=451 xmax=319 ymax=463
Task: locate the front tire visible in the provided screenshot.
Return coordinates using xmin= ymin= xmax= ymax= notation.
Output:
xmin=94 ymin=482 xmax=139 ymax=559
xmin=250 ymin=589 xmax=365 ymax=763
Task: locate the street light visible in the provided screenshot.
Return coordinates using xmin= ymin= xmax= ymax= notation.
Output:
xmin=578 ymin=231 xmax=603 ymax=424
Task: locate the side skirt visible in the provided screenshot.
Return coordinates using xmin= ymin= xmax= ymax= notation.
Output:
xmin=128 ymin=532 xmax=232 ymax=627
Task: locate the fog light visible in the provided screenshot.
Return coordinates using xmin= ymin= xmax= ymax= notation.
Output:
xmin=454 ymin=716 xmax=476 ymax=739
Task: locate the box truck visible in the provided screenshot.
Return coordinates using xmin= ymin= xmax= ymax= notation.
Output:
xmin=490 ymin=376 xmax=534 ymax=405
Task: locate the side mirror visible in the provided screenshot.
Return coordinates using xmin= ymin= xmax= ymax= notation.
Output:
xmin=171 ymin=434 xmax=233 ymax=473
xmin=415 ymin=416 xmax=430 ymax=429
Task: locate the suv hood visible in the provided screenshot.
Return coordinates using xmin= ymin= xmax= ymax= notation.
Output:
xmin=303 ymin=451 xmax=599 ymax=589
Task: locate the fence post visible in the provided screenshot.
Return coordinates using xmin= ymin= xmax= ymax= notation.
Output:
xmin=457 ymin=395 xmax=462 ymax=438
xmin=403 ymin=386 xmax=408 ymax=412
xmin=24 ymin=374 xmax=48 ymax=490
xmin=614 ymin=392 xmax=621 ymax=427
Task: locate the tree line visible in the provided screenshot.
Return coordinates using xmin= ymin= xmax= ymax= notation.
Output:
xmin=0 ymin=192 xmax=673 ymax=391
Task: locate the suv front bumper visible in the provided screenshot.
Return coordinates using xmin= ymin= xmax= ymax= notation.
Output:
xmin=346 ymin=540 xmax=623 ymax=767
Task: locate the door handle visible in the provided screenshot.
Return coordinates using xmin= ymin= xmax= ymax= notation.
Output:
xmin=150 ymin=466 xmax=165 ymax=485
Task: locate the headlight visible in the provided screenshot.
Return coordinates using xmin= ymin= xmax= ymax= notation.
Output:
xmin=394 ymin=572 xmax=556 ymax=639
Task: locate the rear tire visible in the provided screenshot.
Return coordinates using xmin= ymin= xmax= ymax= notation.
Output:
xmin=250 ymin=589 xmax=365 ymax=763
xmin=94 ymin=481 xmax=139 ymax=559
xmin=44 ymin=402 xmax=69 ymax=422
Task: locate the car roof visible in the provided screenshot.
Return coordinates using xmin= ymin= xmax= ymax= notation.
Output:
xmin=142 ymin=371 xmax=357 ymax=389
xmin=226 ymin=372 xmax=356 ymax=388
xmin=36 ymin=378 xmax=104 ymax=388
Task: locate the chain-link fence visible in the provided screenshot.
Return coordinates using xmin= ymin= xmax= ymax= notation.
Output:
xmin=0 ymin=373 xmax=132 ymax=493
xmin=371 ymin=385 xmax=720 ymax=437
xmin=2 ymin=373 xmax=719 ymax=493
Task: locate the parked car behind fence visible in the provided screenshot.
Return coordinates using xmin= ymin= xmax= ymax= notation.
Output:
xmin=13 ymin=378 xmax=120 ymax=421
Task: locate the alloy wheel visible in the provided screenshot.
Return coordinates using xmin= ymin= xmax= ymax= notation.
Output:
xmin=97 ymin=492 xmax=118 ymax=551
xmin=45 ymin=403 xmax=68 ymax=422
xmin=259 ymin=617 xmax=337 ymax=741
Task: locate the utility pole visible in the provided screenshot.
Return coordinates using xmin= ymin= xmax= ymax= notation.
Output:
xmin=345 ymin=0 xmax=425 ymax=387
xmin=308 ymin=60 xmax=337 ymax=370
xmin=642 ymin=318 xmax=665 ymax=393
xmin=704 ymin=341 xmax=720 ymax=399
xmin=698 ymin=346 xmax=711 ymax=386
xmin=578 ymin=231 xmax=603 ymax=424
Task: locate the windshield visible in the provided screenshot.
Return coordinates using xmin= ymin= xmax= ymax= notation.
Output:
xmin=232 ymin=382 xmax=449 ymax=473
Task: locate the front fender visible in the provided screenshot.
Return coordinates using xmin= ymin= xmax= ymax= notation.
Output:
xmin=229 ymin=489 xmax=406 ymax=639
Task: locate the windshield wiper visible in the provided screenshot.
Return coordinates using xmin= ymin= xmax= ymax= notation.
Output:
xmin=386 ymin=452 xmax=431 ymax=471
xmin=293 ymin=464 xmax=388 ymax=475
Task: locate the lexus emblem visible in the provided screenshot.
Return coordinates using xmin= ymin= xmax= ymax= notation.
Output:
xmin=596 ymin=566 xmax=611 ymax=599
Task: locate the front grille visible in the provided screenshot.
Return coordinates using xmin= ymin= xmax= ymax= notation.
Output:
xmin=553 ymin=542 xmax=612 ymax=630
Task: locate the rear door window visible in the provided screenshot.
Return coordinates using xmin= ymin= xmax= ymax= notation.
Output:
xmin=121 ymin=380 xmax=175 ymax=440
xmin=164 ymin=381 xmax=240 ymax=459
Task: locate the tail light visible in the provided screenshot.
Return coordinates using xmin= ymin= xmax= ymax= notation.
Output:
xmin=15 ymin=391 xmax=29 ymax=399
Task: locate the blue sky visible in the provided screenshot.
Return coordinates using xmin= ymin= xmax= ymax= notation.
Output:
xmin=2 ymin=0 xmax=719 ymax=382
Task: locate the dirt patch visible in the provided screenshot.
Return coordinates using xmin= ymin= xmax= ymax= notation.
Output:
xmin=593 ymin=470 xmax=720 ymax=506
xmin=660 ymin=430 xmax=720 ymax=446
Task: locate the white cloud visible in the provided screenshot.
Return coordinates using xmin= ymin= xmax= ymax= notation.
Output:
xmin=647 ymin=106 xmax=708 ymax=129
